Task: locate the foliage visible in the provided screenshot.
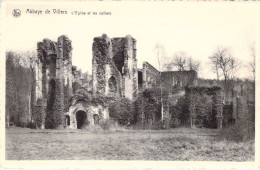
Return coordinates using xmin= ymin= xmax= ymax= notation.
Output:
xmin=134 ymin=88 xmax=161 ymax=128
xmin=26 ymin=122 xmax=37 ymax=129
xmin=186 ymin=86 xmax=222 ymax=128
xmin=109 ymin=98 xmax=134 ymax=125
xmin=218 ymin=117 xmax=255 ymax=142
xmin=6 ymin=51 xmax=35 ymax=126
xmin=169 ymin=96 xmax=190 ymax=128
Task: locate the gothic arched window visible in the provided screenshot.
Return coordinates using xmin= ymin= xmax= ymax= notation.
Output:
xmin=108 ymin=76 xmax=117 ymax=94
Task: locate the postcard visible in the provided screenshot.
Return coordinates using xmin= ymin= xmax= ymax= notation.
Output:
xmin=0 ymin=0 xmax=259 ymax=169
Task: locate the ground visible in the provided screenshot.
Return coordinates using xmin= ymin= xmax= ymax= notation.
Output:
xmin=6 ymin=127 xmax=254 ymax=161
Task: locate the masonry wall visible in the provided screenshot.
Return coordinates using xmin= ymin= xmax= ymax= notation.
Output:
xmin=161 ymin=70 xmax=198 ymax=92
xmin=92 ymin=34 xmax=138 ymax=100
xmin=142 ymin=62 xmax=160 ymax=89
xmin=92 ymin=34 xmax=123 ymax=98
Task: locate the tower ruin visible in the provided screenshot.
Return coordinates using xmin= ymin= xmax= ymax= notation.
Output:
xmin=92 ymin=34 xmax=138 ymax=100
xmin=35 ymin=35 xmax=73 ymax=129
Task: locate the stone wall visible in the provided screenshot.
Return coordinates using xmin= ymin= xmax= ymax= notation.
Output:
xmin=161 ymin=70 xmax=198 ymax=92
xmin=142 ymin=62 xmax=160 ymax=89
xmin=92 ymin=34 xmax=138 ymax=100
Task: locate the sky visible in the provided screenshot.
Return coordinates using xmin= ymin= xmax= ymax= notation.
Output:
xmin=3 ymin=2 xmax=258 ymax=79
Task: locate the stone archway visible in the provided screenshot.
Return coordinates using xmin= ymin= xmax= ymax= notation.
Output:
xmin=76 ymin=110 xmax=87 ymax=129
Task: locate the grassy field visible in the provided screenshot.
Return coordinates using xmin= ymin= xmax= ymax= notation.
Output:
xmin=5 ymin=127 xmax=254 ymax=161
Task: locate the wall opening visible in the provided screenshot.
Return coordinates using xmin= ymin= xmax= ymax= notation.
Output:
xmin=65 ymin=115 xmax=70 ymax=126
xmin=108 ymin=76 xmax=117 ymax=94
xmin=113 ymin=52 xmax=125 ymax=75
xmin=76 ymin=110 xmax=87 ymax=129
xmin=93 ymin=114 xmax=99 ymax=125
xmin=138 ymin=71 xmax=143 ymax=89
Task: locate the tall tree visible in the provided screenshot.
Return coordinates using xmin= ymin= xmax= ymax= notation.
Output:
xmin=154 ymin=43 xmax=166 ymax=121
xmin=187 ymin=56 xmax=200 ymax=72
xmin=248 ymin=46 xmax=255 ymax=81
xmin=209 ymin=47 xmax=241 ymax=102
xmin=166 ymin=51 xmax=200 ymax=72
xmin=6 ymin=51 xmax=36 ymax=127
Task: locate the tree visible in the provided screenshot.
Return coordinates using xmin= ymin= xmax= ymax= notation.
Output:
xmin=154 ymin=43 xmax=168 ymax=121
xmin=166 ymin=51 xmax=200 ymax=72
xmin=248 ymin=46 xmax=255 ymax=81
xmin=5 ymin=51 xmax=37 ymax=127
xmin=209 ymin=47 xmax=241 ymax=102
xmin=187 ymin=56 xmax=200 ymax=72
xmin=209 ymin=54 xmax=222 ymax=81
xmin=168 ymin=51 xmax=187 ymax=71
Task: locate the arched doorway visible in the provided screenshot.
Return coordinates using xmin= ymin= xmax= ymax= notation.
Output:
xmin=76 ymin=110 xmax=87 ymax=129
xmin=108 ymin=76 xmax=117 ymax=94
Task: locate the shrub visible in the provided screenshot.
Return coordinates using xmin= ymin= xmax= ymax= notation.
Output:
xmin=170 ymin=118 xmax=181 ymax=128
xmin=99 ymin=119 xmax=127 ymax=131
xmin=26 ymin=121 xmax=36 ymax=129
xmin=16 ymin=121 xmax=27 ymax=127
xmin=99 ymin=119 xmax=111 ymax=131
xmin=134 ymin=89 xmax=161 ymax=125
xmin=218 ymin=117 xmax=255 ymax=142
xmin=169 ymin=96 xmax=190 ymax=128
xmin=109 ymin=98 xmax=134 ymax=125
xmin=151 ymin=120 xmax=166 ymax=130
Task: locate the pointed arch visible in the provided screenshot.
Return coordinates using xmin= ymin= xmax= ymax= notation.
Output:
xmin=108 ymin=76 xmax=117 ymax=94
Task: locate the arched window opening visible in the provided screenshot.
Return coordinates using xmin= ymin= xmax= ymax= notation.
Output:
xmin=93 ymin=114 xmax=99 ymax=125
xmin=108 ymin=76 xmax=117 ymax=94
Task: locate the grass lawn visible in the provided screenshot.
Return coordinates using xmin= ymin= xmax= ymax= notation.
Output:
xmin=5 ymin=127 xmax=254 ymax=161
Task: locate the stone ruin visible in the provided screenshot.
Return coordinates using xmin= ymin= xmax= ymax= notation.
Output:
xmin=34 ymin=35 xmax=73 ymax=129
xmin=92 ymin=34 xmax=138 ymax=100
xmin=33 ymin=34 xmax=224 ymax=129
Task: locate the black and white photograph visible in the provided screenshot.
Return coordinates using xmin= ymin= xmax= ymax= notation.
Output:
xmin=0 ymin=1 xmax=259 ymax=168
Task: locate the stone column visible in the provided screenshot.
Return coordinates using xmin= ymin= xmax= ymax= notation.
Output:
xmin=53 ymin=43 xmax=65 ymax=129
xmin=143 ymin=63 xmax=147 ymax=89
xmin=213 ymin=89 xmax=223 ymax=129
xmin=92 ymin=34 xmax=112 ymax=97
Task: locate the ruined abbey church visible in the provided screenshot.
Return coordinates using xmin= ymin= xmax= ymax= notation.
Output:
xmin=33 ymin=34 xmax=223 ymax=129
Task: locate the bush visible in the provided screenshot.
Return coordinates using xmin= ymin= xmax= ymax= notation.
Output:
xmin=169 ymin=96 xmax=190 ymax=128
xmin=99 ymin=119 xmax=127 ymax=131
xmin=170 ymin=118 xmax=181 ymax=128
xmin=134 ymin=89 xmax=161 ymax=125
xmin=16 ymin=121 xmax=27 ymax=127
xmin=109 ymin=98 xmax=134 ymax=125
xmin=26 ymin=121 xmax=36 ymax=129
xmin=218 ymin=118 xmax=255 ymax=142
xmin=99 ymin=119 xmax=111 ymax=131
xmin=151 ymin=120 xmax=166 ymax=130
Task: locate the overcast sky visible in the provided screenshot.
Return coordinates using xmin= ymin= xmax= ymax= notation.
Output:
xmin=4 ymin=2 xmax=258 ymax=79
